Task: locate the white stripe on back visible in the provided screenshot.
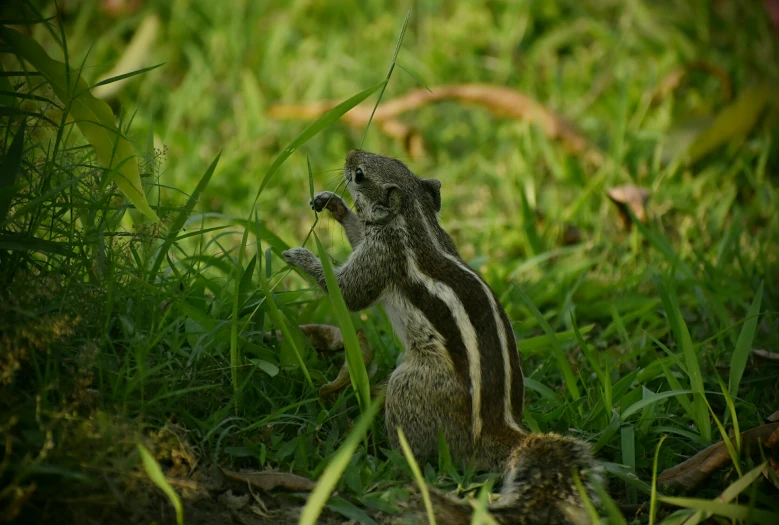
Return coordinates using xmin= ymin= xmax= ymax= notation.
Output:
xmin=415 ymin=203 xmax=523 ymax=433
xmin=406 ymin=253 xmax=483 ymax=441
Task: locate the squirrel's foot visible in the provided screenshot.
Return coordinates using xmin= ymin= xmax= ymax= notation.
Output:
xmin=311 ymin=191 xmax=349 ymax=221
xmin=319 ymin=328 xmax=375 ymax=398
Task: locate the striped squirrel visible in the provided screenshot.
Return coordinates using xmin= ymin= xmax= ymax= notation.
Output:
xmin=283 ymin=150 xmax=600 ymax=524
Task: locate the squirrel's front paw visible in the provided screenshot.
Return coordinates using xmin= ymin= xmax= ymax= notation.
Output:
xmin=311 ymin=191 xmax=348 ymax=220
xmin=282 ymin=247 xmax=317 ymax=270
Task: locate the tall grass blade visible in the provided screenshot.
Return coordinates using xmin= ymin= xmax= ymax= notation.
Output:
xmin=397 ymin=427 xmax=436 ymax=525
xmin=728 ymin=281 xmax=763 ymax=398
xmin=681 ymin=463 xmax=766 ymax=525
xmin=230 ymin=225 xmax=251 ymax=413
xmin=360 ymin=9 xmax=412 ymax=147
xmin=314 ymin=233 xmax=371 ymax=412
xmin=138 ymin=443 xmax=183 ymax=525
xmin=658 ymin=497 xmax=777 ymax=524
xmin=0 ymin=119 xmax=25 ymax=220
xmin=660 ymin=279 xmax=710 ymax=441
xmin=299 ymin=395 xmax=382 ymax=525
xmin=254 ymin=81 xmax=386 ymax=202
xmin=621 ymin=425 xmax=637 ymax=504
xmin=256 ymin=268 xmax=313 ymax=389
xmin=0 ymin=25 xmax=158 ymax=220
xmin=650 ymin=435 xmax=667 ymax=525
xmin=148 ymin=151 xmax=221 ymax=280
xmin=514 ymin=284 xmax=580 ymax=401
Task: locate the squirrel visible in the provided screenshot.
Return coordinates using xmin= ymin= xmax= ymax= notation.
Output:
xmin=283 ymin=150 xmax=601 ymax=524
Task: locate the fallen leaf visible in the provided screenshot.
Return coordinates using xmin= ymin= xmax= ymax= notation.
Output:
xmin=319 ymin=329 xmax=373 ymax=398
xmin=651 ymin=61 xmax=732 ymax=106
xmin=686 ymin=84 xmax=772 ymax=165
xmin=606 ymin=185 xmax=651 ymax=229
xmin=219 ymin=468 xmax=316 ymax=492
xmin=93 ymin=14 xmax=160 ymax=100
xmin=657 ymin=421 xmax=779 ymax=491
xmin=661 ymin=116 xmax=716 ymax=164
xmin=268 ymin=84 xmax=601 ymax=165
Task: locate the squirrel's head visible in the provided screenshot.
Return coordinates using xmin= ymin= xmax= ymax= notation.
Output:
xmin=344 ymin=150 xmax=442 ymax=225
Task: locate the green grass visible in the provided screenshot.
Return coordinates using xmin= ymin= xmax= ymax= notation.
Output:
xmin=1 ymin=0 xmax=778 ymax=523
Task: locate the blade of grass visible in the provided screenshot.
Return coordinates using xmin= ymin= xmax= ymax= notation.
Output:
xmin=230 ymin=225 xmax=251 ymax=414
xmin=0 ymin=119 xmax=25 ymax=220
xmin=622 ymin=389 xmax=693 ymax=419
xmin=360 ymin=9 xmax=412 ymax=147
xmin=621 ymin=425 xmax=637 ymax=504
xmin=314 ymin=232 xmax=371 ymax=412
xmin=148 ymin=151 xmax=221 ymax=281
xmin=521 ymin=323 xmax=595 ymax=354
xmin=397 ymin=427 xmax=436 ymax=525
xmin=572 ymin=316 xmax=611 ymax=413
xmin=299 ymin=394 xmax=383 ymax=525
xmin=513 ymin=284 xmax=580 ymax=402
xmin=253 ymin=81 xmax=386 ymax=203
xmin=91 ymin=63 xmax=165 ymax=89
xmin=470 ymin=482 xmax=500 ymax=525
xmin=593 ymin=478 xmax=628 ymax=525
xmin=650 ymin=435 xmax=667 ymax=525
xmin=728 ymin=281 xmax=763 ymax=398
xmin=659 ymin=497 xmax=777 ymax=524
xmin=138 ymin=443 xmax=183 ymax=525
xmin=704 ymin=396 xmax=742 ymax=477
xmin=256 ymin=264 xmax=313 ymax=389
xmin=660 ymin=278 xmax=710 ymax=441
xmin=572 ymin=469 xmax=600 ymax=524
xmin=681 ymin=463 xmax=767 ymax=525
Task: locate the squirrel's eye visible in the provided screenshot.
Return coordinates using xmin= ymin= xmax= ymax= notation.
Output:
xmin=355 ymin=168 xmax=364 ymax=183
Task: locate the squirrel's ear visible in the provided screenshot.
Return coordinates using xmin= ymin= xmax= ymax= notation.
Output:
xmin=370 ymin=184 xmax=402 ymax=225
xmin=383 ymin=184 xmax=402 ymax=211
xmin=421 ymin=179 xmax=442 ymax=212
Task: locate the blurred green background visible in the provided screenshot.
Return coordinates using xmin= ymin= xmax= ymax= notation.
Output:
xmin=27 ymin=0 xmax=779 ymax=256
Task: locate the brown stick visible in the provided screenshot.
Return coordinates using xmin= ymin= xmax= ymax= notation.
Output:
xmin=657 ymin=422 xmax=779 ymax=491
xmin=268 ymin=84 xmax=602 ymax=165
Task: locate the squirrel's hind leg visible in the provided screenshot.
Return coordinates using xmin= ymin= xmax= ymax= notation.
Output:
xmin=384 ymin=358 xmax=473 ymax=466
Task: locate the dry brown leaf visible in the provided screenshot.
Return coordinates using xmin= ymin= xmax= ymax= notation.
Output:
xmin=268 ymin=84 xmax=601 ymax=165
xmin=765 ymin=458 xmax=779 ymax=489
xmin=319 ymin=329 xmax=373 ymax=398
xmin=651 ymin=61 xmax=732 ymax=106
xmin=657 ymin=421 xmax=779 ymax=491
xmin=219 ymin=468 xmax=316 ymax=492
xmin=606 ymin=185 xmax=651 ymax=229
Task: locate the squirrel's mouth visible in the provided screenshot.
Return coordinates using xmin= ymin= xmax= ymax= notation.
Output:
xmin=353 ymin=198 xmax=364 ymax=216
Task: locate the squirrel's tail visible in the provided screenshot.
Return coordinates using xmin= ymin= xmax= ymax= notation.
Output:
xmin=426 ymin=433 xmax=601 ymax=525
